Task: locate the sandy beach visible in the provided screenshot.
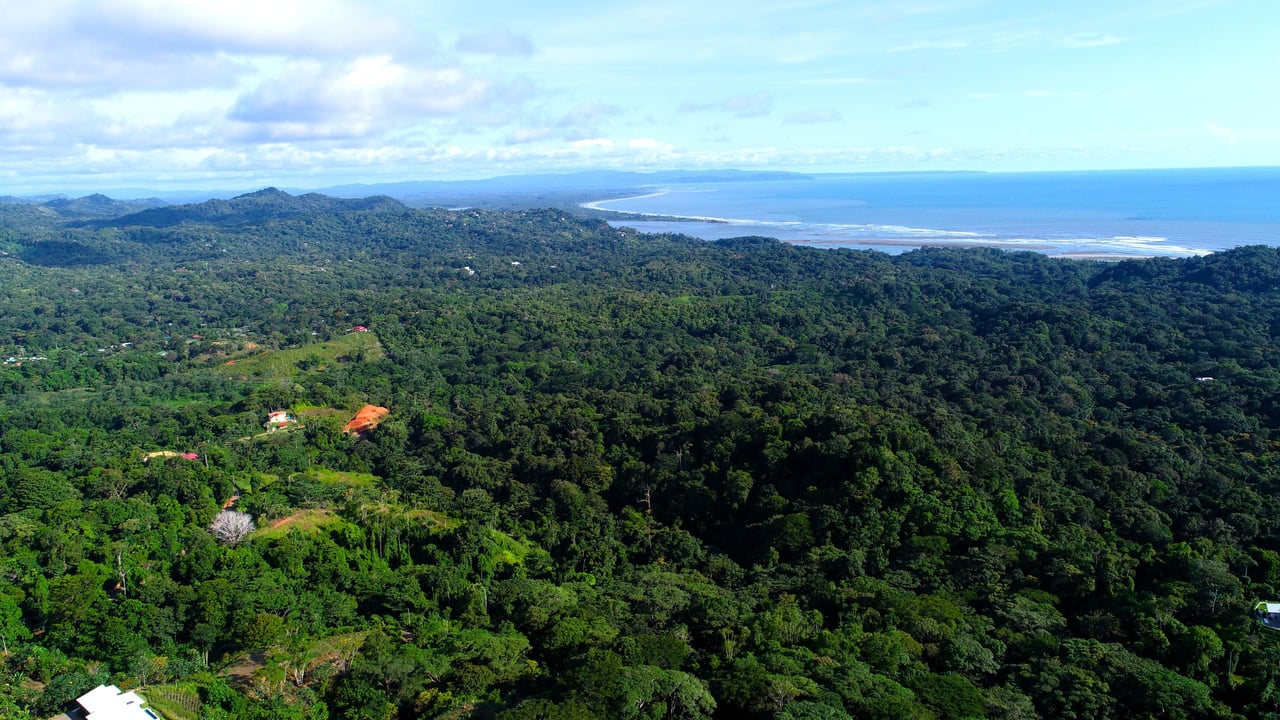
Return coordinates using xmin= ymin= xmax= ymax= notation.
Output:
xmin=580 ymin=177 xmax=1225 ymax=260
xmin=580 ymin=190 xmax=671 ymax=213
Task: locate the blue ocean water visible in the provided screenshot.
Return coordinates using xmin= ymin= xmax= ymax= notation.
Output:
xmin=584 ymin=167 xmax=1280 ymax=258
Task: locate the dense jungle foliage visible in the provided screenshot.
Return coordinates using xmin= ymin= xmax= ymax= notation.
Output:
xmin=2 ymin=189 xmax=1280 ymax=719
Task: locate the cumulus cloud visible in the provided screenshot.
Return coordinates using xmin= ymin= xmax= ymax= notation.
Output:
xmin=0 ymin=0 xmax=412 ymax=92
xmin=0 ymin=88 xmax=98 ymax=151
xmin=228 ymin=56 xmax=530 ymax=142
xmin=680 ymin=92 xmax=773 ymax=118
xmin=76 ymin=0 xmax=410 ymax=57
xmin=455 ymin=29 xmax=535 ymax=57
xmin=0 ymin=37 xmax=250 ymax=92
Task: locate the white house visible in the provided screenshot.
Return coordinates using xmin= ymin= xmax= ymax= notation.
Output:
xmin=265 ymin=410 xmax=296 ymax=431
xmin=75 ymin=685 xmax=159 ymax=720
xmin=1255 ymin=601 xmax=1280 ymax=630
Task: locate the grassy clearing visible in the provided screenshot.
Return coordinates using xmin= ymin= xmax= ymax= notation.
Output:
xmin=254 ymin=509 xmax=348 ymax=540
xmin=488 ymin=528 xmax=533 ymax=566
xmin=143 ymin=683 xmax=200 ymax=720
xmin=307 ymin=631 xmax=367 ymax=666
xmin=295 ymin=405 xmax=350 ymax=422
xmin=297 ymin=467 xmax=380 ymax=487
xmin=213 ymin=331 xmax=383 ymax=379
xmin=406 ymin=508 xmax=461 ymax=533
xmin=238 ymin=471 xmax=278 ymax=490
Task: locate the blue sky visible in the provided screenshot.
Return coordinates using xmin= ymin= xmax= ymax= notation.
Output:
xmin=0 ymin=0 xmax=1276 ymax=193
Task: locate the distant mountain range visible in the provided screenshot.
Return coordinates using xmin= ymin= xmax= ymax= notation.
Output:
xmin=305 ymin=169 xmax=813 ymax=198
xmin=0 ymin=188 xmax=407 ymax=228
xmin=44 ymin=193 xmax=169 ymax=219
xmin=80 ymin=188 xmax=405 ymax=228
xmin=0 ymin=169 xmax=816 ymax=207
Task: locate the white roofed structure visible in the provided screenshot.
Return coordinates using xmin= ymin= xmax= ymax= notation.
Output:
xmin=75 ymin=685 xmax=159 ymax=720
xmin=1255 ymin=601 xmax=1280 ymax=631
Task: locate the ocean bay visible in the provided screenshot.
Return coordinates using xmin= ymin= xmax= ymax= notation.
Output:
xmin=585 ymin=167 xmax=1280 ymax=258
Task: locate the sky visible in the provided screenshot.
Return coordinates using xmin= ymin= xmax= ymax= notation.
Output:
xmin=1 ymin=0 xmax=1277 ymax=194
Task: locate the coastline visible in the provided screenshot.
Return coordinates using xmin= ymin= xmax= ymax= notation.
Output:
xmin=579 ymin=189 xmax=671 ymax=213
xmin=579 ymin=184 xmax=1217 ymax=261
xmin=580 ymin=189 xmax=731 ymax=224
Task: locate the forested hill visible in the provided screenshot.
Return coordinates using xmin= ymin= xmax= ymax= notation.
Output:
xmin=1 ymin=195 xmax=1280 ymax=719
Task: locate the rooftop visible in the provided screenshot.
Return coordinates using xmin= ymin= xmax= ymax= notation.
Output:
xmin=75 ymin=685 xmax=158 ymax=720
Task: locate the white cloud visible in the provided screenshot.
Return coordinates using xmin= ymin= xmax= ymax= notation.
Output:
xmin=0 ymin=0 xmax=413 ymax=92
xmin=76 ymin=0 xmax=410 ymax=57
xmin=228 ymin=56 xmax=527 ymax=141
xmin=0 ymin=0 xmax=1274 ymax=191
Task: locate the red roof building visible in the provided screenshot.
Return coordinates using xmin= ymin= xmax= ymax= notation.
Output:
xmin=344 ymin=404 xmax=389 ymax=434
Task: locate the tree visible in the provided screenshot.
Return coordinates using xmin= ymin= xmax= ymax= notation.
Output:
xmin=618 ymin=666 xmax=716 ymax=720
xmin=0 ymin=594 xmax=30 ymax=655
xmin=210 ymin=510 xmax=256 ymax=545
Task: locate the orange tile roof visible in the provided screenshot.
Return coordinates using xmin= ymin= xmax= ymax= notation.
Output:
xmin=344 ymin=404 xmax=389 ymax=434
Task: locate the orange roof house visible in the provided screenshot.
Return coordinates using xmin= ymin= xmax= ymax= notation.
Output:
xmin=266 ymin=410 xmax=296 ymax=431
xmin=344 ymin=404 xmax=389 ymax=435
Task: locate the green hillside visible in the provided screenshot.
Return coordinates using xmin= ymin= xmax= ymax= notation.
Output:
xmin=2 ymin=193 xmax=1280 ymax=719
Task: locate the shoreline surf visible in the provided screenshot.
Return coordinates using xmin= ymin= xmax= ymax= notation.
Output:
xmin=580 ymin=181 xmax=1224 ymax=259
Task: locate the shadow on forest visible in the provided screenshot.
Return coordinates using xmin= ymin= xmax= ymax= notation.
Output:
xmin=17 ymin=240 xmax=113 ymax=266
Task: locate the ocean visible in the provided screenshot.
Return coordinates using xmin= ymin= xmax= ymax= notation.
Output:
xmin=583 ymin=167 xmax=1280 ymax=258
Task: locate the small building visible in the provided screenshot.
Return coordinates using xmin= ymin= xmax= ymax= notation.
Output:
xmin=351 ymin=325 xmax=369 ymax=333
xmin=344 ymin=404 xmax=390 ymax=435
xmin=74 ymin=684 xmax=159 ymax=720
xmin=1255 ymin=601 xmax=1280 ymax=630
xmin=265 ymin=410 xmax=296 ymax=431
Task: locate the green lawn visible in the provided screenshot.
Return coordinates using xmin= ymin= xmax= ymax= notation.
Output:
xmin=253 ymin=509 xmax=349 ymax=539
xmin=297 ymin=467 xmax=380 ymax=488
xmin=213 ymin=331 xmax=383 ymax=380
